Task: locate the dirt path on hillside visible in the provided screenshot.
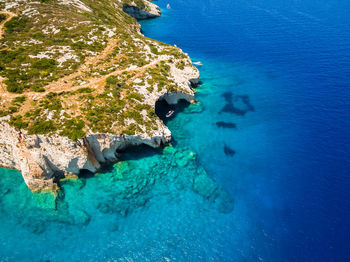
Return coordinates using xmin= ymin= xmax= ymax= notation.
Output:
xmin=0 ymin=11 xmax=16 ymax=39
xmin=0 ymin=12 xmax=17 ymax=96
xmin=0 ymin=20 xmax=176 ymax=120
xmin=0 ymin=31 xmax=170 ymax=116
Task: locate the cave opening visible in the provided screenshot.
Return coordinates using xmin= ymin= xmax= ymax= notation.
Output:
xmin=155 ymin=97 xmax=190 ymax=123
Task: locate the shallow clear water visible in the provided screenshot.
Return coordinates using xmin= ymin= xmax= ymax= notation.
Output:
xmin=1 ymin=0 xmax=350 ymax=261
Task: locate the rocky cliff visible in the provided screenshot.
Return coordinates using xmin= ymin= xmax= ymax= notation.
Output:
xmin=0 ymin=0 xmax=199 ymax=191
xmin=123 ymin=0 xmax=161 ymax=19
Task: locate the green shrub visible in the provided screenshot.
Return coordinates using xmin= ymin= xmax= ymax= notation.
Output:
xmin=147 ymin=86 xmax=154 ymax=93
xmin=59 ymin=118 xmax=86 ymax=140
xmin=8 ymin=106 xmax=18 ymax=113
xmin=30 ymin=31 xmax=46 ymax=39
xmin=39 ymin=94 xmax=62 ymax=111
xmin=0 ymin=110 xmax=8 ymax=117
xmin=176 ymin=61 xmax=185 ymax=70
xmin=126 ymin=110 xmax=143 ymax=123
xmin=9 ymin=116 xmax=28 ymax=129
xmin=0 ymin=14 xmax=7 ymax=23
xmin=71 ymin=41 xmax=89 ymax=50
xmin=28 ymin=120 xmax=57 ymax=134
xmin=12 ymin=96 xmax=26 ymax=104
xmin=5 ymin=80 xmax=23 ymax=94
xmin=4 ymin=17 xmax=29 ymax=34
xmin=150 ymin=46 xmax=159 ymax=55
xmin=127 ymin=93 xmax=144 ymax=101
xmin=30 ymin=85 xmax=45 ymax=92
xmin=133 ymin=0 xmax=146 ymax=9
xmin=32 ymin=58 xmax=56 ymax=70
xmin=76 ymin=87 xmax=93 ymax=93
xmin=147 ymin=78 xmax=154 ymax=85
xmin=106 ymin=75 xmax=118 ymax=85
xmin=0 ymin=50 xmax=22 ymax=64
xmin=25 ymin=109 xmax=41 ymax=118
xmin=124 ymin=123 xmax=137 ymax=135
xmin=147 ymin=108 xmax=156 ymax=118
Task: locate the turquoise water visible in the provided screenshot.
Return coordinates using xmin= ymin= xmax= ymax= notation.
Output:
xmin=0 ymin=147 xmax=233 ymax=261
xmin=1 ymin=0 xmax=350 ymax=261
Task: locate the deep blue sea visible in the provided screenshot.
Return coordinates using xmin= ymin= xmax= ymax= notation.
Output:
xmin=1 ymin=0 xmax=350 ymax=261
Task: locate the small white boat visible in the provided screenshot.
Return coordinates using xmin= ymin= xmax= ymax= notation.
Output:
xmin=166 ymin=110 xmax=174 ymax=118
xmin=166 ymin=4 xmax=171 ymax=9
xmin=193 ymin=61 xmax=203 ymax=66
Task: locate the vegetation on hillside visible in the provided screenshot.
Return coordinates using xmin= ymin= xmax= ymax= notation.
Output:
xmin=0 ymin=0 xmax=195 ymax=139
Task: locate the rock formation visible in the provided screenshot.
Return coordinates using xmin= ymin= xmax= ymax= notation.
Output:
xmin=123 ymin=0 xmax=161 ymax=19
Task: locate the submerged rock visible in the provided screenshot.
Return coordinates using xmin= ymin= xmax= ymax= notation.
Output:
xmin=193 ymin=166 xmax=234 ymax=213
xmin=193 ymin=169 xmax=219 ymax=201
xmin=32 ymin=191 xmax=57 ymax=210
xmin=224 ymin=145 xmax=235 ymax=156
xmin=220 ymin=92 xmax=255 ymax=116
xmin=108 ymin=222 xmax=119 ymax=232
xmin=184 ymin=102 xmax=204 ymax=114
xmin=216 ymin=121 xmax=237 ymax=129
xmin=73 ymin=209 xmax=91 ymax=226
xmin=23 ymin=218 xmax=47 ymax=235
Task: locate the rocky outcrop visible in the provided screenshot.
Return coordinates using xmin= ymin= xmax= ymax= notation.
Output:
xmin=0 ymin=119 xmax=168 ymax=192
xmin=123 ymin=0 xmax=161 ymax=20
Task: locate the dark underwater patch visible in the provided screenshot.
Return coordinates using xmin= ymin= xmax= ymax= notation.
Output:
xmin=237 ymin=95 xmax=255 ymax=112
xmin=222 ymin=91 xmax=233 ymax=103
xmin=220 ymin=92 xmax=255 ymax=116
xmin=224 ymin=145 xmax=235 ymax=156
xmin=220 ymin=104 xmax=247 ymax=116
xmin=216 ymin=121 xmax=236 ymax=128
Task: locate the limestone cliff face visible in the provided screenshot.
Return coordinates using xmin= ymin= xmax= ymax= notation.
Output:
xmin=123 ymin=1 xmax=161 ymax=20
xmin=0 ymin=118 xmax=166 ymax=192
